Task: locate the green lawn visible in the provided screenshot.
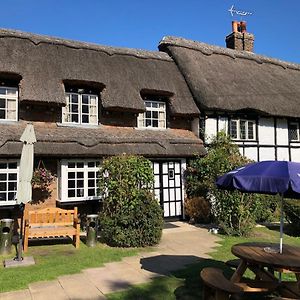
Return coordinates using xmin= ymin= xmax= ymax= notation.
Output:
xmin=1 ymin=226 xmax=299 ymax=297
xmin=0 ymin=239 xmax=140 ymax=293
xmin=107 ymin=226 xmax=300 ymax=300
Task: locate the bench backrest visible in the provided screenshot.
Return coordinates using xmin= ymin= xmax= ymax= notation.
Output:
xmin=25 ymin=207 xmax=78 ymax=227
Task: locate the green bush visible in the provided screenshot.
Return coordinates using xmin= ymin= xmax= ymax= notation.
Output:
xmin=185 ymin=132 xmax=269 ymax=236
xmin=284 ymin=199 xmax=300 ymax=235
xmin=99 ymin=154 xmax=163 ymax=247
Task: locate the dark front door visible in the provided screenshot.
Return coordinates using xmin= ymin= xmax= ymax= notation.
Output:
xmin=152 ymin=160 xmax=183 ymax=218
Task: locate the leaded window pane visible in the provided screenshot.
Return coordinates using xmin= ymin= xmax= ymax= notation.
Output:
xmin=239 ymin=120 xmax=246 ymax=139
xmin=289 ymin=123 xmax=299 ymax=141
xmin=248 ymin=121 xmax=254 ymax=140
xmin=230 ymin=120 xmax=238 ymax=139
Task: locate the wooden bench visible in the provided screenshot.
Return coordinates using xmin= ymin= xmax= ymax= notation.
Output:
xmin=200 ymin=267 xmax=243 ymax=300
xmin=23 ymin=207 xmax=80 ymax=252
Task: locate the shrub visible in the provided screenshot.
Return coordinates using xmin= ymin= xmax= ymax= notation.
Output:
xmin=184 ymin=196 xmax=210 ymax=223
xmin=185 ymin=132 xmax=266 ymax=236
xmin=284 ymin=199 xmax=300 ymax=235
xmin=99 ymin=154 xmax=163 ymax=247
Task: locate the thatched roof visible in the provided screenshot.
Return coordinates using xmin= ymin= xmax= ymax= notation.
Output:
xmin=0 ymin=29 xmax=199 ymax=116
xmin=159 ymin=36 xmax=300 ymax=118
xmin=0 ymin=122 xmax=205 ymax=158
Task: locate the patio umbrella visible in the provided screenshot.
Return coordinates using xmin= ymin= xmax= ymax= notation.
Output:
xmin=216 ymin=160 xmax=300 ymax=254
xmin=15 ymin=123 xmax=36 ymax=261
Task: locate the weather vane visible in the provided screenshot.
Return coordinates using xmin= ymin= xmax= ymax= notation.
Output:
xmin=228 ymin=5 xmax=253 ymax=17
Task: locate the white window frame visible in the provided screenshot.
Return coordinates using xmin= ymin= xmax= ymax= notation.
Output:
xmin=0 ymin=160 xmax=19 ymax=205
xmin=289 ymin=122 xmax=300 ymax=142
xmin=0 ymin=86 xmax=18 ymax=121
xmin=60 ymin=159 xmax=100 ymax=202
xmin=137 ymin=100 xmax=166 ymax=129
xmin=230 ymin=119 xmax=256 ymax=141
xmin=62 ymin=92 xmax=98 ymax=125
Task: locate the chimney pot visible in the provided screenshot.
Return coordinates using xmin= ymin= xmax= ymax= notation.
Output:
xmin=226 ymin=20 xmax=254 ymax=52
xmin=240 ymin=21 xmax=247 ymax=33
xmin=232 ymin=21 xmax=238 ymax=33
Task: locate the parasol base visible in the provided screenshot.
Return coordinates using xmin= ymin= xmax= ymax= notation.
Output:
xmin=3 ymin=256 xmax=35 ymax=268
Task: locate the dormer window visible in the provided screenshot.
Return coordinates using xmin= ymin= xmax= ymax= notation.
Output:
xmin=138 ymin=95 xmax=166 ymax=129
xmin=0 ymin=86 xmax=18 ymax=121
xmin=62 ymin=88 xmax=98 ymax=125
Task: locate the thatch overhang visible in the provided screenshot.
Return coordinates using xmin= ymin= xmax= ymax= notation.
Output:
xmin=159 ymin=36 xmax=300 ymax=118
xmin=0 ymin=122 xmax=206 ymax=158
xmin=0 ymin=29 xmax=199 ymax=116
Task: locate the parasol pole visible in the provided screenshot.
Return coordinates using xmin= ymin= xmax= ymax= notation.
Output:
xmin=279 ymin=193 xmax=284 ymax=254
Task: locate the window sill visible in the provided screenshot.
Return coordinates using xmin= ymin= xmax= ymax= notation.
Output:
xmin=0 ymin=120 xmax=18 ymax=124
xmin=289 ymin=140 xmax=300 ymax=143
xmin=57 ymin=122 xmax=100 ymax=129
xmin=231 ymin=139 xmax=258 ymax=142
xmin=0 ymin=201 xmax=17 ymax=207
xmin=135 ymin=127 xmax=167 ymax=131
xmin=57 ymin=197 xmax=100 ymax=203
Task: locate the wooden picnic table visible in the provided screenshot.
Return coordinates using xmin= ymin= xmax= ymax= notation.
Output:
xmin=230 ymin=242 xmax=300 ymax=298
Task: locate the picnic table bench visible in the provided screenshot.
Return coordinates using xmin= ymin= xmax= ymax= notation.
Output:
xmin=23 ymin=207 xmax=80 ymax=252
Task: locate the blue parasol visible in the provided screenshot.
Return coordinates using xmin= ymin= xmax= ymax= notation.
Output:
xmin=216 ymin=160 xmax=300 ymax=253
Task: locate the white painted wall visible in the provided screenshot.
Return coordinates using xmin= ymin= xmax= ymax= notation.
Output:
xmin=259 ymin=147 xmax=276 ymax=161
xmin=276 ymin=119 xmax=289 ymax=145
xmin=244 ymin=147 xmax=258 ymax=161
xmin=291 ymin=149 xmax=300 ymax=162
xmin=205 ymin=117 xmax=217 ymax=143
xmin=218 ymin=116 xmax=228 ymax=132
xmin=277 ymin=148 xmax=289 ymax=161
xmin=258 ymin=118 xmax=275 ymax=145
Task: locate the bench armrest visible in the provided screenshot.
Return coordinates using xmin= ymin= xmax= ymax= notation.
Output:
xmin=73 ymin=217 xmax=80 ymax=224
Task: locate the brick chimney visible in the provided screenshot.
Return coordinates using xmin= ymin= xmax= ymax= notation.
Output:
xmin=226 ymin=21 xmax=254 ymax=52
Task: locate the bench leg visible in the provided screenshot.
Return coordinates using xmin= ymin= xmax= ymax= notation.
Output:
xmin=23 ymin=227 xmax=29 ymax=253
xmin=73 ymin=234 xmax=80 ymax=249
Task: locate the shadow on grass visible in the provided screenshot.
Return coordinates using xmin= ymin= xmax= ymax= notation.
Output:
xmin=106 ymin=258 xmax=231 ymax=300
xmin=107 ymin=256 xmax=277 ymax=300
xmin=27 ymin=237 xmax=75 ymax=248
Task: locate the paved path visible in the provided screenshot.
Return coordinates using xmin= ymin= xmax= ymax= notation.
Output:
xmin=0 ymin=222 xmax=221 ymax=300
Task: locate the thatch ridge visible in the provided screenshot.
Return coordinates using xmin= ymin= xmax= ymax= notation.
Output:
xmin=159 ymin=36 xmax=300 ymax=71
xmin=159 ymin=36 xmax=300 ymax=118
xmin=0 ymin=28 xmax=172 ymax=61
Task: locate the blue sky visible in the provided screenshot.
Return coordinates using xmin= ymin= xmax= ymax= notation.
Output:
xmin=1 ymin=0 xmax=299 ymax=63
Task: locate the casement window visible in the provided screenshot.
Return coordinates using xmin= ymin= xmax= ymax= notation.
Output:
xmin=0 ymin=86 xmax=18 ymax=121
xmin=0 ymin=161 xmax=18 ymax=204
xmin=60 ymin=160 xmax=100 ymax=202
xmin=289 ymin=122 xmax=300 ymax=142
xmin=137 ymin=98 xmax=166 ymax=129
xmin=229 ymin=119 xmax=256 ymax=140
xmin=62 ymin=89 xmax=98 ymax=125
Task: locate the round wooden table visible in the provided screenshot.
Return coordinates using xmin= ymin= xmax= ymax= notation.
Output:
xmin=232 ymin=242 xmax=300 ymax=272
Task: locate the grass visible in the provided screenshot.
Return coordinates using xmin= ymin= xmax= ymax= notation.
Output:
xmin=107 ymin=226 xmax=300 ymax=300
xmin=0 ymin=239 xmax=140 ymax=293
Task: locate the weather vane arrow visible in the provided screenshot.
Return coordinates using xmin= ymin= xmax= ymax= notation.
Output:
xmin=228 ymin=5 xmax=253 ymax=17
